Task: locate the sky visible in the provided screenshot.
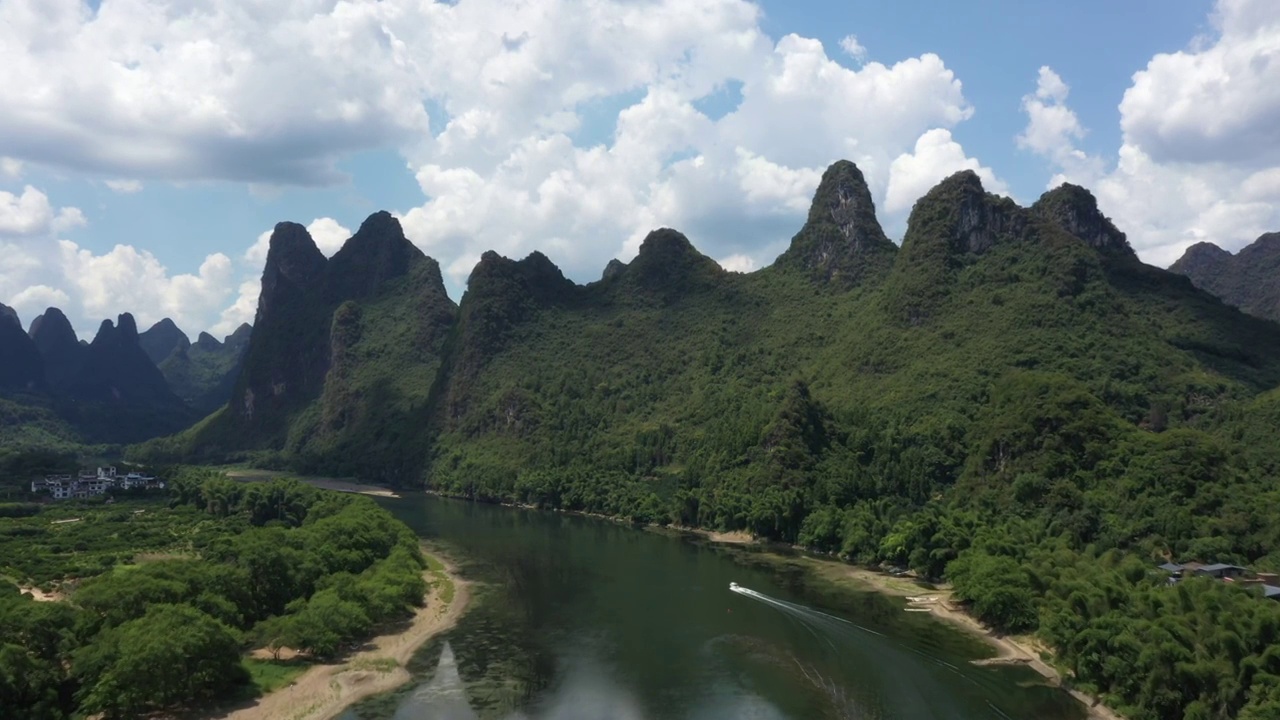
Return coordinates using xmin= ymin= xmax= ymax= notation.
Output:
xmin=2 ymin=0 xmax=1279 ymax=340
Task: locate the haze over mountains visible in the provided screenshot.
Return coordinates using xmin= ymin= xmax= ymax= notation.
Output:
xmin=1171 ymin=233 xmax=1280 ymax=324
xmin=0 ymin=306 xmax=249 ymax=445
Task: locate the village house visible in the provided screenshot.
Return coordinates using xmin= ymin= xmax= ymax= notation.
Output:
xmin=1157 ymin=561 xmax=1280 ymax=601
xmin=30 ymin=466 xmax=164 ymax=500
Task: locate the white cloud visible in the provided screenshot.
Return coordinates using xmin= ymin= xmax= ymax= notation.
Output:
xmin=0 ymin=157 xmax=20 ymax=179
xmin=0 ymin=183 xmax=239 ymax=337
xmin=1019 ymin=1 xmax=1280 ymax=266
xmin=210 ymin=279 xmax=261 ymax=337
xmin=57 ymin=242 xmax=236 ymax=334
xmin=397 ymin=21 xmax=981 ymax=288
xmin=717 ymin=253 xmax=757 ymax=273
xmin=8 ymin=285 xmax=71 ymax=319
xmin=1019 ymin=68 xmax=1079 ymax=157
xmin=1120 ymin=0 xmax=1280 ymax=167
xmin=1 ymin=0 xmax=998 ymax=330
xmin=0 ymin=185 xmax=85 ymax=237
xmin=104 ymin=179 xmax=143 ymax=194
xmin=306 ymin=217 xmax=354 ymax=256
xmin=885 ymin=129 xmax=1010 ymax=215
xmin=839 ymin=35 xmax=867 ymax=61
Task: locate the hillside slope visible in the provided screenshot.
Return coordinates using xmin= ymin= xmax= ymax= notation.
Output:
xmin=139 ymin=212 xmax=456 ymax=479
xmin=126 ymin=163 xmax=1280 ymax=717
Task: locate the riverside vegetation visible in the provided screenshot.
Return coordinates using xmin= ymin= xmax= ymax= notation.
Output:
xmin=0 ymin=159 xmax=1276 ymax=718
xmin=0 ymin=471 xmax=429 ymax=719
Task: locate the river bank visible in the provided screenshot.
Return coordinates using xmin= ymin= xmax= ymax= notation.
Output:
xmin=210 ymin=548 xmax=470 ymax=720
xmin=792 ymin=556 xmax=1124 ymax=720
xmin=223 ymin=469 xmax=401 ymax=498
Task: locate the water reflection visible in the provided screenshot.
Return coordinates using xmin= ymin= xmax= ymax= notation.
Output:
xmin=396 ymin=643 xmax=476 ymax=720
xmin=341 ymin=497 xmax=1085 ymax=720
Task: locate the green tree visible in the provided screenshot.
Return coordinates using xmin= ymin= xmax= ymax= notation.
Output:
xmin=74 ymin=605 xmax=247 ymax=718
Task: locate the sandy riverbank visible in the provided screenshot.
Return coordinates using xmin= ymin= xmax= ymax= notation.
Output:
xmin=210 ymin=550 xmax=470 ymax=720
xmin=808 ymin=560 xmax=1123 ymax=720
xmin=224 ymin=470 xmax=401 ymax=498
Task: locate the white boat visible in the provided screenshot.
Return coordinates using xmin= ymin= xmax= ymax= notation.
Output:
xmin=729 ymin=582 xmax=742 ymax=591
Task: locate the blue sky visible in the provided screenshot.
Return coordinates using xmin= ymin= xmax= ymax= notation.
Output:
xmin=1 ymin=0 xmax=1276 ymax=338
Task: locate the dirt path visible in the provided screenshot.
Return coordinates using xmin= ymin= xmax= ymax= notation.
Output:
xmin=212 ymin=551 xmax=470 ymax=720
xmin=829 ymin=563 xmax=1123 ymax=720
xmin=224 ymin=470 xmax=401 ymax=498
xmin=18 ymin=586 xmax=64 ymax=602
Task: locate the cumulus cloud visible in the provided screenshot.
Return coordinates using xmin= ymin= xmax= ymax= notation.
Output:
xmin=1 ymin=183 xmax=240 ymax=338
xmin=885 ymin=129 xmax=1009 ymax=215
xmin=57 ymin=243 xmax=235 ymax=335
xmin=0 ymin=186 xmax=86 ymax=237
xmin=399 ymin=22 xmax=980 ymax=287
xmin=1019 ymin=0 xmax=1280 ymax=266
xmin=210 ymin=279 xmax=262 ymax=338
xmin=2 ymin=0 xmax=997 ymax=330
xmin=8 ymin=285 xmax=71 ymax=317
xmin=1120 ymin=0 xmax=1280 ymax=167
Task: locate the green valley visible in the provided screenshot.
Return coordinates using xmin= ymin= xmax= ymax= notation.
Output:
xmin=3 ymin=159 xmax=1277 ymax=718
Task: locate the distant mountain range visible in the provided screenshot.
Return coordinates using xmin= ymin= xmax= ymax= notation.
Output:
xmin=0 ymin=305 xmax=250 ymax=445
xmin=1170 ymin=233 xmax=1280 ymax=323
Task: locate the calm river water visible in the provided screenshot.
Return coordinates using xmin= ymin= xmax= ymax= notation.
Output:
xmin=338 ymin=495 xmax=1085 ymax=720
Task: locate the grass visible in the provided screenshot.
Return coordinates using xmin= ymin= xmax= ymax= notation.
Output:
xmin=243 ymin=656 xmax=314 ymax=694
xmin=347 ymin=656 xmax=399 ymax=673
xmin=423 ymin=552 xmax=455 ymax=606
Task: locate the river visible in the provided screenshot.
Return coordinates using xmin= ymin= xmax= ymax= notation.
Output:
xmin=338 ymin=495 xmax=1086 ymax=720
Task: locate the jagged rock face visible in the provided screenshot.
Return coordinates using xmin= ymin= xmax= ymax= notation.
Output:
xmin=29 ymin=307 xmax=84 ymax=389
xmin=886 ymin=171 xmax=1032 ymax=324
xmin=326 ymin=211 xmax=424 ymax=302
xmin=776 ymin=160 xmax=896 ymax=286
xmin=0 ymin=304 xmax=45 ymax=392
xmin=67 ymin=313 xmax=185 ymax=410
xmin=1032 ymin=184 xmax=1136 ymax=259
xmin=601 ymin=259 xmax=627 ymax=281
xmin=1171 ymin=242 xmax=1230 ymax=280
xmin=937 ymin=171 xmax=1029 ymax=256
xmin=1170 ymin=233 xmax=1280 ymax=323
xmin=222 ymin=210 xmax=455 ymax=450
xmin=225 ymin=323 xmax=253 ymax=348
xmin=897 ymin=170 xmax=1029 ymax=264
xmin=193 ymin=332 xmax=221 ymax=352
xmin=257 ymin=222 xmax=327 ymax=324
xmin=154 ymin=322 xmax=254 ymax=414
xmin=139 ymin=318 xmax=191 ymax=365
xmin=234 ymin=222 xmax=331 ymax=425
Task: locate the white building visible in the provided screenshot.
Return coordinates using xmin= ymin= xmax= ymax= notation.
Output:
xmin=29 ymin=468 xmax=164 ymax=500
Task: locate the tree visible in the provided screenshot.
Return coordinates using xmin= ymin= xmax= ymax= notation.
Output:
xmin=74 ymin=605 xmax=247 ymax=718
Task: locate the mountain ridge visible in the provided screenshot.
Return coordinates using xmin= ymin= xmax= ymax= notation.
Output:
xmin=1170 ymin=232 xmax=1280 ymax=323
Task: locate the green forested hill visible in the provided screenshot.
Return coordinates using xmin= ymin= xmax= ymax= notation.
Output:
xmin=132 ymin=161 xmax=1280 ymax=717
